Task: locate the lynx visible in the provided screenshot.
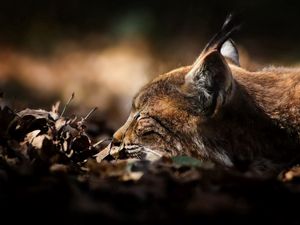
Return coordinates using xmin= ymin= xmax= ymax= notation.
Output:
xmin=98 ymin=16 xmax=300 ymax=175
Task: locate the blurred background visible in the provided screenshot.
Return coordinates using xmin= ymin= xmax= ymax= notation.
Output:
xmin=0 ymin=0 xmax=299 ymax=132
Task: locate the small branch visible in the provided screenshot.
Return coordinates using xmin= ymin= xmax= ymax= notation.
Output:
xmin=77 ymin=107 xmax=98 ymax=131
xmin=83 ymin=107 xmax=98 ymax=122
xmin=60 ymin=92 xmax=75 ymax=117
xmin=93 ymin=138 xmax=112 ymax=148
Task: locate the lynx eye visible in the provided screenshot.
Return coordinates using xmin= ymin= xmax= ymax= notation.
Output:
xmin=140 ymin=129 xmax=158 ymax=137
xmin=134 ymin=112 xmax=141 ymax=120
xmin=135 ymin=117 xmax=159 ymax=137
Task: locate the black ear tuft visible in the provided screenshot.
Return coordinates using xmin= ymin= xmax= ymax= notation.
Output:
xmin=202 ymin=14 xmax=241 ymax=54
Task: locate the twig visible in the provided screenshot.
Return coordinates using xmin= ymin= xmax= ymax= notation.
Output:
xmin=82 ymin=107 xmax=98 ymax=122
xmin=93 ymin=138 xmax=112 ymax=148
xmin=77 ymin=107 xmax=98 ymax=132
xmin=60 ymin=92 xmax=75 ymax=117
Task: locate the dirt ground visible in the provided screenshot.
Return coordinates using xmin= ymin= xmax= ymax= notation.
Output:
xmin=1 ymin=97 xmax=300 ymax=225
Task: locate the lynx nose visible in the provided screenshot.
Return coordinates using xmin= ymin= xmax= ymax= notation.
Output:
xmin=111 ymin=136 xmax=122 ymax=148
xmin=111 ymin=127 xmax=124 ymax=148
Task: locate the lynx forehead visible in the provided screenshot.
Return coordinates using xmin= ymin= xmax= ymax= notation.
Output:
xmin=98 ymin=15 xmax=300 ymax=175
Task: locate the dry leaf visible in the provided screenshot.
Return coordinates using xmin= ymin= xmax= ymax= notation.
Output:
xmin=279 ymin=165 xmax=300 ymax=182
xmin=32 ymin=134 xmax=51 ymax=149
xmin=24 ymin=130 xmax=41 ymax=143
xmin=96 ymin=144 xmax=111 ymax=163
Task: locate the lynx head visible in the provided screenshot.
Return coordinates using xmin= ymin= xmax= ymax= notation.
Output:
xmin=96 ymin=15 xmax=250 ymax=167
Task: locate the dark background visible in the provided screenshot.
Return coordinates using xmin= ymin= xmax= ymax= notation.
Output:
xmin=0 ymin=0 xmax=300 ymax=128
xmin=0 ymin=0 xmax=300 ymax=56
xmin=0 ymin=0 xmax=299 ymax=61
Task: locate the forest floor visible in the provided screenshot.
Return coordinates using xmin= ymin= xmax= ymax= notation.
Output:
xmin=1 ymin=96 xmax=300 ymax=225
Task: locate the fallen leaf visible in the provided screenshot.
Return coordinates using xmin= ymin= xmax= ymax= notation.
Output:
xmin=95 ymin=144 xmax=111 ymax=163
xmin=49 ymin=163 xmax=69 ymax=174
xmin=32 ymin=134 xmax=51 ymax=149
xmin=55 ymin=118 xmax=66 ymax=131
xmin=24 ymin=130 xmax=41 ymax=143
xmin=71 ymin=135 xmax=91 ymax=153
xmin=121 ymin=171 xmax=144 ymax=181
xmin=279 ymin=165 xmax=300 ymax=182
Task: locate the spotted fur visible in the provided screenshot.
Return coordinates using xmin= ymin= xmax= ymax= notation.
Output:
xmin=102 ymin=16 xmax=300 ymax=175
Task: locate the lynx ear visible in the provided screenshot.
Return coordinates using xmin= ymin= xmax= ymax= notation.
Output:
xmin=221 ymin=39 xmax=240 ymax=66
xmin=183 ymin=50 xmax=234 ymax=116
xmin=182 ymin=14 xmax=239 ymax=116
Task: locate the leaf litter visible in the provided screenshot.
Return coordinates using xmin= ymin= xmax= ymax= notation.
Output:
xmin=0 ymin=96 xmax=300 ymax=225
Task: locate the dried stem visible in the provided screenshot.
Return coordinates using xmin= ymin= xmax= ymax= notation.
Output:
xmin=83 ymin=107 xmax=98 ymax=121
xmin=60 ymin=92 xmax=75 ymax=117
xmin=93 ymin=138 xmax=112 ymax=148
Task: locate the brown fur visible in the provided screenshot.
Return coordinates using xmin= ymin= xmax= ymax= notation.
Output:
xmin=101 ymin=18 xmax=300 ymax=175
